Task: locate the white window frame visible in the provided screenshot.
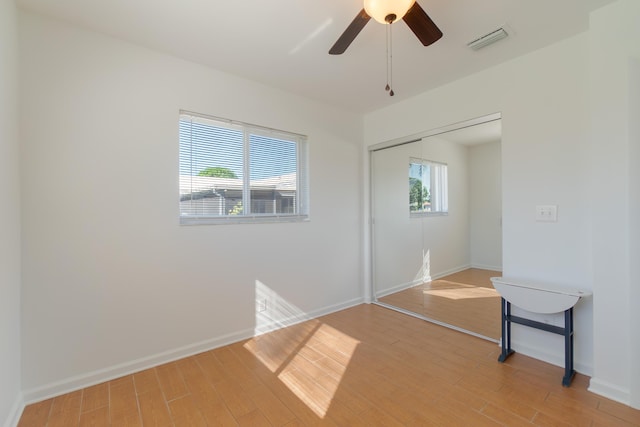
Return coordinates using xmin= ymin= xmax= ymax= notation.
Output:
xmin=179 ymin=111 xmax=309 ymax=225
xmin=409 ymin=157 xmax=448 ymax=217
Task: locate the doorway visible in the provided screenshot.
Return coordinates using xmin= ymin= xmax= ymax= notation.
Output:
xmin=370 ymin=115 xmax=502 ymax=341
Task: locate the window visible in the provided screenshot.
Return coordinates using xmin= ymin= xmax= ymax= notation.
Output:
xmin=179 ymin=111 xmax=309 ymax=224
xmin=409 ymin=158 xmax=448 ymax=215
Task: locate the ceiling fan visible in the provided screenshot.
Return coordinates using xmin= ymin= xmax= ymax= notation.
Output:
xmin=329 ymin=0 xmax=443 ymax=55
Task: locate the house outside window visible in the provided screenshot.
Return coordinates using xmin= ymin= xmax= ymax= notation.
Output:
xmin=179 ymin=111 xmax=309 ymax=224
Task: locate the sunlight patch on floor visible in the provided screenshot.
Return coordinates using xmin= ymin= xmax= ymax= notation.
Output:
xmin=246 ymin=280 xmax=360 ymax=417
xmin=423 ymin=286 xmax=499 ymax=300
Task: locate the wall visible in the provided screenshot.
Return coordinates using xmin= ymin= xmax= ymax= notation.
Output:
xmin=0 ymin=0 xmax=23 ymax=425
xmin=19 ymin=11 xmax=363 ymax=401
xmin=469 ymin=141 xmax=502 ymax=270
xmin=371 ymin=136 xmax=470 ymax=296
xmin=630 ymin=56 xmax=640 ymax=410
xmin=630 ymin=57 xmax=640 ymax=410
xmin=588 ymin=0 xmax=640 ymax=408
xmin=365 ymin=33 xmax=595 ymax=375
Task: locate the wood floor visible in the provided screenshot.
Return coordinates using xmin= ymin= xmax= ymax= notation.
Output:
xmin=378 ymin=268 xmax=502 ymax=340
xmin=19 ymin=304 xmax=639 ymax=426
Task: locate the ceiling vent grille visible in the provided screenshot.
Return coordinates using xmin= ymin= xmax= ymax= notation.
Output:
xmin=467 ymin=27 xmax=509 ymax=50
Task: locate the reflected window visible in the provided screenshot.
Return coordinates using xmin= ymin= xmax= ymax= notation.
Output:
xmin=409 ymin=158 xmax=448 ymax=215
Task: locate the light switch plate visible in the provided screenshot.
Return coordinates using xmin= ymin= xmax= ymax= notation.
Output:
xmin=536 ymin=205 xmax=558 ymax=222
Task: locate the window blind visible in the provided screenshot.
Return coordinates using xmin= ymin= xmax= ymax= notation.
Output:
xmin=409 ymin=157 xmax=448 ymax=215
xmin=179 ymin=111 xmax=309 ymax=224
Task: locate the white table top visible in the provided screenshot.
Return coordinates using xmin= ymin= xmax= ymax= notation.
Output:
xmin=491 ymin=277 xmax=591 ymax=313
xmin=491 ymin=277 xmax=592 ymax=297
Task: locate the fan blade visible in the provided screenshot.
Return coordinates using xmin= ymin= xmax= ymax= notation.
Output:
xmin=402 ymin=2 xmax=442 ymax=46
xmin=329 ymin=9 xmax=371 ymax=55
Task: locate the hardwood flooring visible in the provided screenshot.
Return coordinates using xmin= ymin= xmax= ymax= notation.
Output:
xmin=378 ymin=268 xmax=502 ymax=340
xmin=19 ymin=304 xmax=639 ymax=426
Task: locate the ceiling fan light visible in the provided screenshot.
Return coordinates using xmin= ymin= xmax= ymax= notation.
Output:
xmin=364 ymin=0 xmax=416 ymax=24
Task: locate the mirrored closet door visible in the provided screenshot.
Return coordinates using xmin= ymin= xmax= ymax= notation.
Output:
xmin=371 ymin=117 xmax=503 ymax=341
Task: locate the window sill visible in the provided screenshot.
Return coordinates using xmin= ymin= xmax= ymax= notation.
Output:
xmin=410 ymin=212 xmax=449 ymax=219
xmin=180 ymin=214 xmax=310 ymax=226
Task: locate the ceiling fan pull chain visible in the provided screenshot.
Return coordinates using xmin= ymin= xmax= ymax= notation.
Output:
xmin=385 ymin=23 xmax=395 ymax=96
xmin=385 ymin=24 xmax=391 ymax=92
xmin=389 ymin=22 xmax=394 ymax=96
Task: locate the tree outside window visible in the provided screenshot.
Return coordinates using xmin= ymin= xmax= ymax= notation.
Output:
xmin=409 ymin=159 xmax=448 ymax=215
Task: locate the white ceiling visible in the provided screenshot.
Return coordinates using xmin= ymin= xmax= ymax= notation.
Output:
xmin=17 ymin=0 xmax=615 ymax=114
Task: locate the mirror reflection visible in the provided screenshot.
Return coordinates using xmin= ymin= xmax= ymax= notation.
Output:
xmin=371 ymin=118 xmax=502 ymax=341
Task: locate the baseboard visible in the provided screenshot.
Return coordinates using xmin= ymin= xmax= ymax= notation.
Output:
xmin=375 ymin=278 xmax=425 ymax=298
xmin=22 ymin=297 xmax=364 ymax=405
xmin=589 ymin=377 xmax=632 ymax=407
xmin=510 ymin=340 xmax=592 ymax=377
xmin=253 ymin=297 xmax=364 ymax=336
xmin=375 ymin=264 xmax=475 ymax=299
xmin=430 ymin=264 xmax=472 ymax=280
xmin=2 ymin=393 xmax=24 ymax=427
xmin=470 ymin=263 xmax=502 ymax=272
xmin=22 ymin=328 xmax=256 ymax=405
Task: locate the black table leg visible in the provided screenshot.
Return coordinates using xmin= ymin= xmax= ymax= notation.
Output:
xmin=562 ymin=307 xmax=576 ymax=386
xmin=498 ymin=298 xmax=515 ymax=362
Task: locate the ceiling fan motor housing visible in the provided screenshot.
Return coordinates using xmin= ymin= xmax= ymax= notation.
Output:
xmin=364 ymin=0 xmax=416 ymax=24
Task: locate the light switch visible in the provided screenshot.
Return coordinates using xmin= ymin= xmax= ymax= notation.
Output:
xmin=536 ymin=205 xmax=557 ymax=222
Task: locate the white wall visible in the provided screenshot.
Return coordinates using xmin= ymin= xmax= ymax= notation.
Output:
xmin=469 ymin=141 xmax=502 ymax=270
xmin=372 ymin=137 xmax=470 ymax=296
xmin=0 ymin=0 xmax=23 ymax=425
xmin=365 ymin=33 xmax=594 ymax=375
xmin=19 ymin=11 xmax=364 ymax=400
xmin=588 ymin=0 xmax=640 ymax=408
xmin=630 ymin=57 xmax=640 ymax=410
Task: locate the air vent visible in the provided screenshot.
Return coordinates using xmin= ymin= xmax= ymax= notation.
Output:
xmin=467 ymin=27 xmax=508 ymax=50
